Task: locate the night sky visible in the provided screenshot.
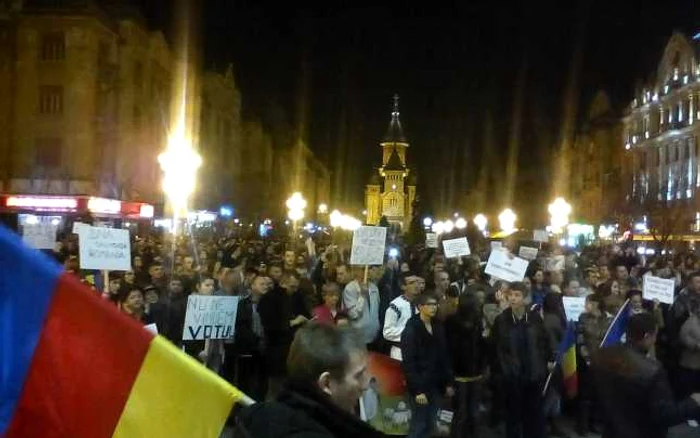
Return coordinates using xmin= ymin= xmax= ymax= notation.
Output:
xmin=144 ymin=0 xmax=700 ymax=226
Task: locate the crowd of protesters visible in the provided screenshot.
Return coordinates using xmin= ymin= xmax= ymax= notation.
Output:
xmin=49 ymin=223 xmax=700 ymax=438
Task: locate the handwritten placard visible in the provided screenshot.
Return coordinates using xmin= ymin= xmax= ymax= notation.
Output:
xmin=563 ymin=296 xmax=586 ymax=322
xmin=350 ymin=226 xmax=387 ymax=265
xmin=78 ymin=225 xmax=131 ymax=271
xmin=183 ymin=295 xmax=239 ymax=340
xmin=518 ymin=246 xmax=539 ymax=261
xmin=484 ymin=250 xmax=528 ymax=282
xmin=533 ymin=229 xmax=549 ymax=243
xmin=22 ymin=223 xmax=57 ymax=250
xmin=643 ymin=275 xmax=675 ymax=305
xmin=425 ymin=232 xmax=438 ymax=249
xmin=442 ymin=237 xmax=471 ymax=258
xmin=546 ymin=255 xmax=565 ymax=272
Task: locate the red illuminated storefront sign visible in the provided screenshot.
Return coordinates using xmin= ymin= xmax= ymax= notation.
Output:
xmin=1 ymin=195 xmax=154 ymax=218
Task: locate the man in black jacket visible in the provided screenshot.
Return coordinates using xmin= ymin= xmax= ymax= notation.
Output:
xmin=401 ymin=293 xmax=454 ymax=438
xmin=593 ymin=312 xmax=700 ymax=438
xmin=238 ymin=323 xmax=386 ymax=438
xmin=492 ymin=282 xmax=554 ymax=438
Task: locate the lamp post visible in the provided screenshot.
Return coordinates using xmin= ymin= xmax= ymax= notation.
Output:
xmin=455 ymin=217 xmax=467 ymax=230
xmin=286 ymin=192 xmax=307 ymax=241
xmin=158 ymin=124 xmax=202 ymax=235
xmin=498 ymin=209 xmax=517 ymax=233
xmin=548 ymin=197 xmax=572 ymax=234
xmin=473 ymin=214 xmax=488 ymax=233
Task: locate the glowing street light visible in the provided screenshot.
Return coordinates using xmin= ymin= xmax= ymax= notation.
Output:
xmin=548 ymin=197 xmax=572 ymax=233
xmin=473 ymin=214 xmax=488 ymax=232
xmin=444 ymin=220 xmax=455 ymax=233
xmin=330 ymin=209 xmax=343 ymax=228
xmin=498 ymin=208 xmax=517 ymax=233
xmin=432 ymin=221 xmax=445 ymax=235
xmin=455 ymin=217 xmax=467 ymax=230
xmin=423 ymin=217 xmax=433 ymax=227
xmin=286 ymin=192 xmax=307 ymax=233
xmin=158 ymin=125 xmax=202 ymax=220
xmin=318 ymin=203 xmax=328 ymax=214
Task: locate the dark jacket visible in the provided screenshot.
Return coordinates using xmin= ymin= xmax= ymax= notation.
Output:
xmin=400 ymin=315 xmax=453 ymax=396
xmin=593 ymin=344 xmax=700 ymax=438
xmin=444 ymin=313 xmax=487 ymax=378
xmin=238 ymin=382 xmax=387 ymax=438
xmin=259 ymin=285 xmax=294 ymax=375
xmin=234 ymin=294 xmax=262 ymax=355
xmin=492 ymin=307 xmax=554 ymax=382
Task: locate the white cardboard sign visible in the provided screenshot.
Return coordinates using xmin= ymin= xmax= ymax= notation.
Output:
xmin=183 ymin=295 xmax=239 ymax=341
xmin=484 ymin=250 xmax=528 ymax=282
xmin=519 ymin=246 xmax=539 ymax=261
xmin=442 ymin=237 xmax=471 ymax=258
xmin=425 ymin=233 xmax=438 ymax=249
xmin=563 ymin=296 xmax=586 ymax=322
xmin=78 ymin=225 xmax=131 ymax=271
xmin=546 ymin=255 xmax=565 ymax=272
xmin=490 ymin=241 xmax=503 ymax=251
xmin=22 ymin=224 xmax=57 ymax=250
xmin=643 ymin=276 xmax=675 ymax=305
xmin=350 ymin=226 xmax=387 ymax=265
xmin=533 ymin=230 xmax=549 ymax=243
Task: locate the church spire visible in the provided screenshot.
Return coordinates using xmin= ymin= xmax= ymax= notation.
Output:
xmin=383 ymin=93 xmax=407 ymax=143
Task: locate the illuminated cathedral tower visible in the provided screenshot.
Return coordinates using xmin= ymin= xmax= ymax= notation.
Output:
xmin=365 ymin=95 xmax=417 ymax=229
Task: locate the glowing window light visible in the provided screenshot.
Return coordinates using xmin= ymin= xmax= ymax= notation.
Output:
xmin=7 ymin=196 xmax=78 ymax=210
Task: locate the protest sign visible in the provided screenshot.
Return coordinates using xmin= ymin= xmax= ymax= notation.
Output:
xmin=533 ymin=229 xmax=549 ymax=243
xmin=546 ymin=255 xmax=565 ymax=272
xmin=442 ymin=237 xmax=471 ymax=258
xmin=518 ymin=246 xmax=539 ymax=261
xmin=490 ymin=241 xmax=503 ymax=251
xmin=563 ymin=296 xmax=586 ymax=322
xmin=350 ymin=226 xmax=387 ymax=265
xmin=78 ymin=225 xmax=131 ymax=271
xmin=425 ymin=233 xmax=438 ymax=249
xmin=72 ymin=221 xmax=87 ymax=234
xmin=22 ymin=223 xmax=57 ymax=250
xmin=484 ymin=250 xmax=528 ymax=282
xmin=643 ymin=275 xmax=675 ymax=305
xmin=182 ymin=295 xmax=239 ymax=341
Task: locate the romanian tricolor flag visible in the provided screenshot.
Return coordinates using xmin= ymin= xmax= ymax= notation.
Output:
xmin=0 ymin=224 xmax=245 ymax=437
xmin=558 ymin=321 xmax=578 ymax=398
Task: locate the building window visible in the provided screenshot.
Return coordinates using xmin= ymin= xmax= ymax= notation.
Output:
xmin=38 ymin=86 xmax=63 ymax=114
xmin=35 ymin=138 xmax=63 ymax=168
xmin=40 ymin=32 xmax=65 ymax=61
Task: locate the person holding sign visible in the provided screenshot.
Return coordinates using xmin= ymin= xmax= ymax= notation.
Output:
xmin=343 ymin=266 xmax=382 ymax=347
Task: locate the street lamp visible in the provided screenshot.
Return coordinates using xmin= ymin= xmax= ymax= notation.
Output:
xmin=423 ymin=217 xmax=433 ymax=228
xmin=432 ymin=221 xmax=445 ymax=235
xmin=330 ymin=209 xmax=343 ymax=228
xmin=286 ymin=192 xmax=307 ymax=236
xmin=158 ymin=125 xmax=202 ymax=226
xmin=455 ymin=217 xmax=467 ymax=230
xmin=548 ymin=197 xmax=572 ymax=234
xmin=444 ymin=219 xmax=455 ymax=233
xmin=473 ymin=214 xmax=488 ymax=232
xmin=498 ymin=209 xmax=517 ymax=233
xmin=318 ymin=203 xmax=328 ymax=214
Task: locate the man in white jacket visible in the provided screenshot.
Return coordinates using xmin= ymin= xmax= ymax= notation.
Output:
xmin=343 ymin=265 xmax=382 ymax=346
xmin=383 ymin=274 xmax=422 ymax=360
